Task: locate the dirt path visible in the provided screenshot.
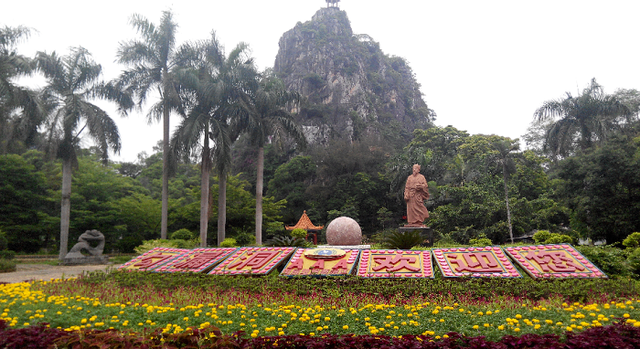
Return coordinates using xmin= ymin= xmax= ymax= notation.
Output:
xmin=0 ymin=263 xmax=121 ymax=284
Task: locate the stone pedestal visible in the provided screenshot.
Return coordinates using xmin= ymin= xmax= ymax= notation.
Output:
xmin=317 ymin=244 xmax=371 ymax=250
xmin=398 ymin=226 xmax=433 ymax=247
xmin=60 ymin=255 xmax=110 ymax=265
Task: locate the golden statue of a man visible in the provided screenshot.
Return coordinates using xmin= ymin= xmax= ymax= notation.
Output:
xmin=404 ymin=164 xmax=430 ymax=227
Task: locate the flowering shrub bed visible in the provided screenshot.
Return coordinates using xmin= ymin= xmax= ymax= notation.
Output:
xmin=2 ymin=320 xmax=640 ymax=348
xmin=2 ymin=270 xmax=640 ymax=347
xmin=2 ymin=278 xmax=640 ymax=340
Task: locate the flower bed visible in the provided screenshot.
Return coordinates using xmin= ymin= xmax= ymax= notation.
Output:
xmin=2 ymin=271 xmax=640 ymax=347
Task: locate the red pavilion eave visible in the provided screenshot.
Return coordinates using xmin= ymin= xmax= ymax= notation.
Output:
xmin=285 ymin=210 xmax=324 ymax=231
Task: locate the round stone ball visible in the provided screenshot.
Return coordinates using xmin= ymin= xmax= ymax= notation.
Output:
xmin=326 ymin=216 xmax=362 ymax=245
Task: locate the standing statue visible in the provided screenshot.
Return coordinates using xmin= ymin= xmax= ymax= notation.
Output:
xmin=404 ymin=164 xmax=430 ymax=227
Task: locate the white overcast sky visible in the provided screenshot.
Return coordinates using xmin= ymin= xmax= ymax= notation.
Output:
xmin=3 ymin=0 xmax=640 ymax=162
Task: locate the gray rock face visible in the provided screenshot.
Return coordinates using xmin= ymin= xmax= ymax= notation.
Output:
xmin=274 ymin=8 xmax=433 ymax=145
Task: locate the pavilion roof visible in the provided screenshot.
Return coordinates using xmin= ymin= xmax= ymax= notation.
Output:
xmin=285 ymin=210 xmax=324 ymax=231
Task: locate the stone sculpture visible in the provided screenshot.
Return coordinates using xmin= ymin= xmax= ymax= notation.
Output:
xmin=61 ymin=230 xmax=109 ymax=265
xmin=326 ymin=216 xmax=362 ymax=245
xmin=404 ymin=164 xmax=430 ymax=227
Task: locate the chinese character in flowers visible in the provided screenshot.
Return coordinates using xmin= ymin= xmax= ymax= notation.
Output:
xmin=372 ymin=255 xmax=420 ymax=272
xmin=227 ymin=251 xmax=280 ymax=270
xmin=447 ymin=252 xmax=503 ymax=273
xmin=524 ymin=250 xmax=586 ymax=272
xmin=133 ymin=253 xmax=174 ymax=269
xmin=173 ymin=251 xmax=226 ymax=269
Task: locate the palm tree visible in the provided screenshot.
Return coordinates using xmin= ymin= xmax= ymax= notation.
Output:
xmin=172 ymin=33 xmax=258 ymax=246
xmin=490 ymin=139 xmax=519 ymax=244
xmin=0 ymin=26 xmax=41 ymax=153
xmin=116 ymin=11 xmax=183 ymax=239
xmin=35 ymin=47 xmax=123 ymax=259
xmin=243 ymin=72 xmax=306 ymax=245
xmin=534 ymin=78 xmax=632 ymax=159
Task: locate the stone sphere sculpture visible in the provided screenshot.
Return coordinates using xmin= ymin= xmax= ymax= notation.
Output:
xmin=326 ymin=216 xmax=362 ymax=245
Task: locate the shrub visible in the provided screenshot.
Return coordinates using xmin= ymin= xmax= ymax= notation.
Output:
xmin=627 ymin=248 xmax=640 ymax=278
xmin=384 ymin=231 xmax=424 ymax=249
xmin=575 ymin=245 xmax=633 ymax=278
xmin=0 ymin=250 xmax=15 ymax=260
xmin=469 ymin=237 xmax=493 ymax=246
xmin=0 ymin=229 xmax=7 ymax=251
xmin=171 ymin=239 xmax=199 ymax=249
xmin=533 ymin=230 xmax=553 ymax=243
xmin=233 ymin=230 xmax=256 ymax=246
xmin=0 ymin=259 xmax=16 ymax=273
xmin=220 ymin=238 xmax=238 ymax=248
xmin=170 ymin=229 xmax=195 ymax=241
xmin=545 ymin=234 xmax=573 ymax=244
xmin=533 ymin=230 xmax=573 ymax=244
xmin=265 ymin=236 xmax=310 ymax=247
xmin=290 ymin=228 xmax=307 ymax=239
xmin=134 ymin=239 xmax=181 ymax=255
xmin=623 ymin=232 xmax=640 ymax=248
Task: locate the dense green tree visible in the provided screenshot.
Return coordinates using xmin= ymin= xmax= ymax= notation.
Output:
xmin=172 ymin=32 xmax=258 ymax=246
xmin=534 ymin=78 xmax=633 ymax=159
xmin=63 ymin=153 xmax=148 ymax=251
xmin=490 ymin=138 xmax=519 ymax=243
xmin=243 ymin=71 xmax=305 ymax=244
xmin=0 ymin=154 xmax=55 ymax=252
xmin=266 ymin=155 xmax=316 ymax=224
xmin=35 ymin=47 xmax=123 ymax=259
xmin=0 ymin=26 xmax=41 ymax=154
xmin=306 ymin=138 xmax=394 ymax=233
xmin=554 ymin=133 xmax=640 ymax=243
xmin=116 ymin=10 xmax=183 ymax=240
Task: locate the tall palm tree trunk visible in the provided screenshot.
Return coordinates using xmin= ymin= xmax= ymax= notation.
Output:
xmin=161 ymin=101 xmax=170 ymax=239
xmin=59 ymin=158 xmax=72 ymax=259
xmin=217 ymin=173 xmax=227 ymax=246
xmin=199 ymin=134 xmax=211 ymax=247
xmin=503 ymin=163 xmax=513 ymax=244
xmin=255 ymin=146 xmax=264 ymax=245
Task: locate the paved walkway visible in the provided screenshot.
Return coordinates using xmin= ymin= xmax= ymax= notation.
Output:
xmin=0 ymin=263 xmax=121 ymax=284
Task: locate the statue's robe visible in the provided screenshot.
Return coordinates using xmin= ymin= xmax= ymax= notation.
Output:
xmin=404 ymin=173 xmax=429 ymax=226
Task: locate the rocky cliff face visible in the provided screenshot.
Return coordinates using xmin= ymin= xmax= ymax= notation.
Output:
xmin=274 ymin=8 xmax=433 ymax=146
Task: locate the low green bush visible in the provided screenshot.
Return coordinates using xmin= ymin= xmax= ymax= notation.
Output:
xmin=532 ymin=230 xmax=552 ymax=243
xmin=134 ymin=239 xmax=192 ymax=255
xmin=265 ymin=236 xmax=309 ymax=247
xmin=290 ymin=228 xmax=307 ymax=239
xmin=80 ymin=269 xmax=640 ymax=303
xmin=575 ymin=245 xmax=633 ymax=278
xmin=623 ymin=232 xmax=640 ymax=248
xmin=170 ymin=229 xmax=196 ymax=241
xmin=0 ymin=259 xmax=16 ymax=273
xmin=545 ymin=234 xmax=573 ymax=244
xmin=232 ymin=230 xmax=256 ymax=246
xmin=533 ymin=230 xmax=573 ymax=244
xmin=220 ymin=238 xmax=238 ymax=247
xmin=384 ymin=231 xmax=423 ymax=249
xmin=0 ymin=250 xmax=15 ymax=260
xmin=469 ymin=234 xmax=492 ymax=246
